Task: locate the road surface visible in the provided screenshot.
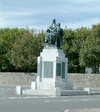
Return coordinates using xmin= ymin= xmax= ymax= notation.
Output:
xmin=0 ymin=85 xmax=100 ymax=112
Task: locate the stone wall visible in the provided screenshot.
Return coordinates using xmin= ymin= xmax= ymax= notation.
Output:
xmin=0 ymin=72 xmax=100 ymax=88
xmin=0 ymin=72 xmax=36 ymax=86
xmin=68 ymin=73 xmax=100 ymax=88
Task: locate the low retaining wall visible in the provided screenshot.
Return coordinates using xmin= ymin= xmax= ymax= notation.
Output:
xmin=68 ymin=73 xmax=100 ymax=88
xmin=0 ymin=72 xmax=100 ymax=88
xmin=0 ymin=72 xmax=36 ymax=86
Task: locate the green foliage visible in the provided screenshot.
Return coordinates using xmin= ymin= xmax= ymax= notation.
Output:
xmin=62 ymin=29 xmax=78 ymax=72
xmin=79 ymin=37 xmax=100 ymax=67
xmin=74 ymin=27 xmax=89 ymax=52
xmin=0 ymin=23 xmax=100 ymax=73
xmin=0 ymin=28 xmax=28 ymax=71
xmin=79 ymin=25 xmax=100 ymax=73
xmin=9 ymin=29 xmax=43 ymax=72
xmin=62 ymin=27 xmax=89 ymax=73
xmin=0 ymin=28 xmax=31 ymax=71
xmin=91 ymin=23 xmax=100 ymax=38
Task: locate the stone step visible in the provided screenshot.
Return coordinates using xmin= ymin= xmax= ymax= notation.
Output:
xmin=61 ymin=90 xmax=88 ymax=96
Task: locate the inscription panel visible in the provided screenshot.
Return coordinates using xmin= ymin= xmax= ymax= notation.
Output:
xmin=44 ymin=62 xmax=53 ymax=78
xmin=56 ymin=63 xmax=61 ymax=76
xmin=62 ymin=62 xmax=65 ymax=78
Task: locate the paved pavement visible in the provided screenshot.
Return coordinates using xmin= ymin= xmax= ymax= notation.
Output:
xmin=65 ymin=108 xmax=100 ymax=112
xmin=0 ymin=85 xmax=30 ymax=97
xmin=0 ymin=85 xmax=100 ymax=112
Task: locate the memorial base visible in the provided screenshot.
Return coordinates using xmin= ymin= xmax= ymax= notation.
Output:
xmin=37 ymin=48 xmax=68 ymax=90
xmin=22 ymin=48 xmax=73 ymax=96
xmin=22 ymin=87 xmax=61 ymax=96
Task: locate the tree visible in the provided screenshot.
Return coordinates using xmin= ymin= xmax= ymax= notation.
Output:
xmin=0 ymin=28 xmax=28 ymax=71
xmin=62 ymin=29 xmax=77 ymax=72
xmin=10 ymin=29 xmax=44 ymax=72
xmin=91 ymin=23 xmax=100 ymax=39
xmin=73 ymin=27 xmax=89 ymax=72
xmin=74 ymin=27 xmax=89 ymax=52
xmin=79 ymin=37 xmax=100 ymax=73
xmin=79 ymin=24 xmax=100 ymax=73
xmin=62 ymin=27 xmax=89 ymax=73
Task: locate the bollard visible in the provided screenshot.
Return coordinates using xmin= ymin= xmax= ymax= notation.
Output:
xmin=55 ymin=87 xmax=61 ymax=96
xmin=84 ymin=87 xmax=91 ymax=95
xmin=31 ymin=82 xmax=36 ymax=89
xmin=16 ymin=86 xmax=22 ymax=95
xmin=64 ymin=109 xmax=69 ymax=112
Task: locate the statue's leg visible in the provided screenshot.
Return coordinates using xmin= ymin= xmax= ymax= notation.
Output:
xmin=57 ymin=37 xmax=61 ymax=48
xmin=55 ymin=36 xmax=57 ymax=47
xmin=50 ymin=36 xmax=51 ymax=46
xmin=60 ymin=37 xmax=62 ymax=46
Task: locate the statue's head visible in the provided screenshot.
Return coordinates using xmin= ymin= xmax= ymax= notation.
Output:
xmin=52 ymin=19 xmax=56 ymax=23
xmin=58 ymin=23 xmax=60 ymax=26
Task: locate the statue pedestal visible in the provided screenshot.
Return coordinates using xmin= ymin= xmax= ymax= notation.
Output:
xmin=22 ymin=48 xmax=73 ymax=96
xmin=37 ymin=48 xmax=68 ymax=90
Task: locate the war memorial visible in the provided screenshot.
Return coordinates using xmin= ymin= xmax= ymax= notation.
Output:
xmin=22 ymin=19 xmax=89 ymax=96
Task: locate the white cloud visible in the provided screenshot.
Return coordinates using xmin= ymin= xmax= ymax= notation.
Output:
xmin=66 ymin=18 xmax=100 ymax=30
xmin=0 ymin=0 xmax=100 ymax=29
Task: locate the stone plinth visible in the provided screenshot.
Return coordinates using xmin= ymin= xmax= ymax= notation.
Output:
xmin=22 ymin=48 xmax=73 ymax=96
xmin=37 ymin=48 xmax=68 ymax=90
xmin=22 ymin=87 xmax=61 ymax=96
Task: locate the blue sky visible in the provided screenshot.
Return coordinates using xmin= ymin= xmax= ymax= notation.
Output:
xmin=0 ymin=0 xmax=100 ymax=30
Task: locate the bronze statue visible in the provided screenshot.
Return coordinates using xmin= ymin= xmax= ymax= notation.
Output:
xmin=44 ymin=19 xmax=64 ymax=48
